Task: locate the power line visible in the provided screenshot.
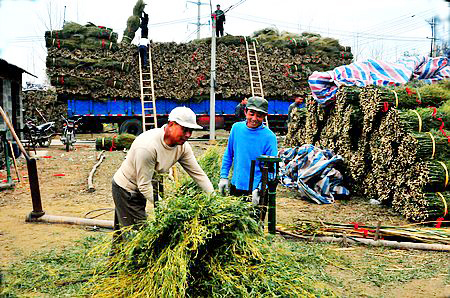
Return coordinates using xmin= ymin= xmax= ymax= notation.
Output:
xmin=229 ymin=14 xmax=429 ymax=42
xmin=359 ymin=9 xmax=434 ymax=34
xmin=224 ymin=0 xmax=247 ymax=13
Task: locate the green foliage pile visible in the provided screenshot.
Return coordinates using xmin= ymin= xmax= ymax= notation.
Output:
xmin=86 ymin=147 xmax=332 ymax=296
xmin=89 ymin=194 xmax=332 ymax=297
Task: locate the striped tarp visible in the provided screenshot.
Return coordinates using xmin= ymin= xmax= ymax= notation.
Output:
xmin=308 ymin=56 xmax=450 ymax=105
xmin=279 ymin=145 xmax=349 ymax=204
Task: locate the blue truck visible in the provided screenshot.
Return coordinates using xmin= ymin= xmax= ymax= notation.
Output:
xmin=68 ymin=98 xmax=294 ymax=134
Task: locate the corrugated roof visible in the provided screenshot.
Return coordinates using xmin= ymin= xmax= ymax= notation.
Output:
xmin=0 ymin=58 xmax=37 ymax=78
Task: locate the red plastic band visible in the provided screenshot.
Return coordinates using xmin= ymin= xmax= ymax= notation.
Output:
xmin=191 ymin=51 xmax=198 ymax=61
xmin=430 ymin=107 xmax=437 ymax=117
xmin=110 ymin=135 xmax=117 ymax=152
xmin=382 ymin=102 xmax=389 ymax=112
xmin=435 ymin=217 xmax=444 ymax=228
xmin=53 ymin=174 xmax=65 ymax=177
xmin=196 ymin=74 xmax=205 ymax=86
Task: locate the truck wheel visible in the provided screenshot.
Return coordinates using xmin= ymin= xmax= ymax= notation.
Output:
xmin=120 ymin=119 xmax=143 ymax=136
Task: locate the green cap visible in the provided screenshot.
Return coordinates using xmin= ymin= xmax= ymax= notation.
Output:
xmin=246 ymin=96 xmax=268 ymax=114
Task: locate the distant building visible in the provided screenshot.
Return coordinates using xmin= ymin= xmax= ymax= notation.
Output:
xmin=0 ymin=58 xmax=35 ymax=139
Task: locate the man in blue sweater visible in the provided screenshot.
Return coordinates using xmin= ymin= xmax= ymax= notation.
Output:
xmin=219 ymin=96 xmax=278 ymax=204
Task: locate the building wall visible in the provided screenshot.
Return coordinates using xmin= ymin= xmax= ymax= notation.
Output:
xmin=0 ymin=78 xmax=23 ymax=139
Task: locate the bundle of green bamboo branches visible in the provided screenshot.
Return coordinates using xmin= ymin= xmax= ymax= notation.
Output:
xmin=286 ymin=220 xmax=450 ymax=245
xmin=90 ymin=193 xmax=334 ymax=297
xmin=95 ymin=134 xmax=136 ymax=151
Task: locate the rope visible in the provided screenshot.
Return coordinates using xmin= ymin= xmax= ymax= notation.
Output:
xmin=437 ymin=161 xmax=449 ymax=188
xmin=426 ymin=132 xmax=435 ymax=159
xmin=392 ymin=90 xmax=399 ymax=108
xmin=412 ymin=110 xmax=422 ymax=132
xmin=436 ymin=192 xmax=448 ymax=217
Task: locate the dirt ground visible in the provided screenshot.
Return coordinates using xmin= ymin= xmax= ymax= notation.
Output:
xmin=0 ymin=132 xmax=449 ymax=297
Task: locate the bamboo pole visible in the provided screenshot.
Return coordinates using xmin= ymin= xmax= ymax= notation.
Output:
xmin=87 ymin=150 xmax=105 ymax=192
xmin=26 ymin=214 xmax=113 ymax=229
xmin=276 ymin=229 xmax=450 ymax=252
xmin=7 ymin=140 xmax=21 ymax=183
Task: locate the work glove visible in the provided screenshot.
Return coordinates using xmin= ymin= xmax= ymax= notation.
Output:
xmin=218 ymin=178 xmax=229 ymax=195
xmin=252 ymin=188 xmax=260 ymax=205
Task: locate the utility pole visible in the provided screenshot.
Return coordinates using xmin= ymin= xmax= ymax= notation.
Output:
xmin=447 ymin=0 xmax=450 ymax=55
xmin=63 ymin=5 xmax=66 ymax=26
xmin=209 ymin=11 xmax=216 ymax=141
xmin=187 ymin=1 xmax=209 ymax=39
xmin=427 ymin=17 xmax=437 ymax=57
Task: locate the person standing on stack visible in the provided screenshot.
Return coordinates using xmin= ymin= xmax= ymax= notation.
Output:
xmin=138 ymin=10 xmax=150 ymax=68
xmin=234 ymin=97 xmax=248 ymax=121
xmin=214 ymin=4 xmax=226 ymax=37
xmin=112 ymin=107 xmax=214 ymax=240
xmin=219 ymin=96 xmax=278 ymax=205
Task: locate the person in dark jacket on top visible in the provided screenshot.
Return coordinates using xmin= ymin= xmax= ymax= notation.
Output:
xmin=213 ymin=4 xmax=226 ymax=37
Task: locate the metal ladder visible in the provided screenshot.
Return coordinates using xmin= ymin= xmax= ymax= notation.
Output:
xmin=244 ymin=37 xmax=268 ymax=127
xmin=139 ymin=42 xmax=158 ymax=131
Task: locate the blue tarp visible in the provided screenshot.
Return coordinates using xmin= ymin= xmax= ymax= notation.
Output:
xmin=279 ymin=145 xmax=349 ymax=204
xmin=308 ymin=56 xmax=450 ymax=105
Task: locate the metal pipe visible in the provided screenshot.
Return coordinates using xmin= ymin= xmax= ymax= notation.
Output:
xmin=248 ymin=160 xmax=255 ymax=192
xmin=27 ymin=158 xmax=44 ymax=218
xmin=209 ymin=12 xmax=216 ymax=140
xmin=26 ymin=214 xmax=113 ymax=229
xmin=267 ymin=180 xmax=277 ymax=234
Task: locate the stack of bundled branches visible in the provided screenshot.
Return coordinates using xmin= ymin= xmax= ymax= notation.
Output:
xmin=286 ymin=82 xmax=450 ymax=222
xmin=45 ymin=20 xmax=139 ymax=98
xmin=45 ymin=21 xmax=351 ymax=101
xmin=22 ymin=89 xmax=66 ymax=127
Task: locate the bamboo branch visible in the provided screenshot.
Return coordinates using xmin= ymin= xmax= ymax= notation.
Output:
xmin=277 ymin=229 xmax=450 ymax=251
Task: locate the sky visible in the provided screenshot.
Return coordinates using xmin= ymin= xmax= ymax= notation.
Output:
xmin=0 ymin=0 xmax=449 ymax=85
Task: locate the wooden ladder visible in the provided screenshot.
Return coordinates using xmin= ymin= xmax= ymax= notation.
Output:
xmin=244 ymin=37 xmax=269 ymax=127
xmin=139 ymin=42 xmax=158 ymax=131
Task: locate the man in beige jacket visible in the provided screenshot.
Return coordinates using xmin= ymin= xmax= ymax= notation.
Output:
xmin=112 ymin=107 xmax=214 ymax=233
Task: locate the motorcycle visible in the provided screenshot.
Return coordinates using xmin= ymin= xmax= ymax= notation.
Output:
xmin=60 ymin=116 xmax=81 ymax=152
xmin=23 ymin=118 xmax=56 ymax=148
